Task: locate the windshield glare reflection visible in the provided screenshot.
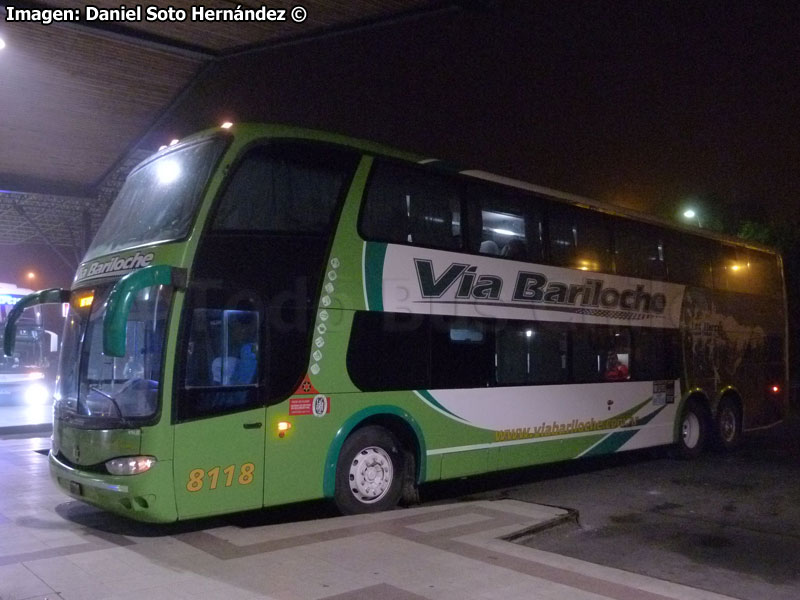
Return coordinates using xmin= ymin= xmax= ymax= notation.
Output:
xmin=156 ymin=160 xmax=181 ymax=184
xmin=85 ymin=137 xmax=226 ymax=261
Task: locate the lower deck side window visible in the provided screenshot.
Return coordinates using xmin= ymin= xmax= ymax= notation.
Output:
xmin=346 ymin=311 xmax=680 ymax=392
xmin=179 ymin=308 xmax=261 ymax=419
xmin=495 ymin=322 xmax=568 ymax=386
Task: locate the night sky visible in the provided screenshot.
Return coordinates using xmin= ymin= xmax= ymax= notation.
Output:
xmin=5 ymin=1 xmax=800 ymax=290
xmin=155 ymin=0 xmax=800 ymax=229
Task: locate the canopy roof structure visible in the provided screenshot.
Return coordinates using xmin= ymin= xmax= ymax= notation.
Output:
xmin=0 ymin=0 xmax=463 ymax=255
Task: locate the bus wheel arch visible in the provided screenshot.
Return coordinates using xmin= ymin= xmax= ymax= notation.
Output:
xmin=333 ymin=424 xmax=407 ymax=514
xmin=326 ymin=408 xmax=424 ymax=514
xmin=715 ymin=392 xmax=743 ymax=451
xmin=675 ymin=394 xmax=711 ymax=459
xmin=358 ymin=414 xmax=421 ymax=506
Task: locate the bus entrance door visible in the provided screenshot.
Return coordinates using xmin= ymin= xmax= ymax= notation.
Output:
xmin=173 ymin=406 xmax=266 ymax=519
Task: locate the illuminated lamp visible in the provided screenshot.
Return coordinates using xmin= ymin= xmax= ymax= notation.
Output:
xmin=277 ymin=421 xmax=292 ymax=438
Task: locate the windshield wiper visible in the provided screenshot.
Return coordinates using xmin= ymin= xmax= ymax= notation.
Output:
xmin=88 ymin=386 xmax=131 ymax=427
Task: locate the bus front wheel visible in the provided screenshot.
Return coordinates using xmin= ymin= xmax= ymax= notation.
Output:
xmin=676 ymin=399 xmax=708 ymax=459
xmin=334 ymin=425 xmax=404 ymax=515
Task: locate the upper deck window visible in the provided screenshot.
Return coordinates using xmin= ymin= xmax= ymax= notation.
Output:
xmin=548 ymin=204 xmax=612 ymax=273
xmin=466 ymin=183 xmax=545 ymax=262
xmin=612 ymin=219 xmax=668 ymax=280
xmin=360 ymin=161 xmax=462 ymax=250
xmin=212 ymin=144 xmax=357 ymax=234
xmin=747 ymin=250 xmax=783 ymax=297
xmin=87 ymin=137 xmax=227 ymax=261
xmin=664 ymin=232 xmax=715 ymax=288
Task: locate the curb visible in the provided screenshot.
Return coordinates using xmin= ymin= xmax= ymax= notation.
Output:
xmin=501 ymin=507 xmax=580 ymax=543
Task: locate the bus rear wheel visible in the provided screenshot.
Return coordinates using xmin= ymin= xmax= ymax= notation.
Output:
xmin=676 ymin=399 xmax=708 ymax=459
xmin=715 ymin=397 xmax=743 ymax=451
xmin=334 ymin=425 xmax=404 ymax=515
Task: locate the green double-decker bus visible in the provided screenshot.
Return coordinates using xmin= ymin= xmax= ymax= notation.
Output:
xmin=5 ymin=123 xmax=788 ymax=522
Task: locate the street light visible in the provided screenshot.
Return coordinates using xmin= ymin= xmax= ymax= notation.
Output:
xmin=682 ymin=208 xmax=702 ymax=227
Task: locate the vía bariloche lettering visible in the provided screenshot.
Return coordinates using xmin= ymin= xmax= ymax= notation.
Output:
xmin=79 ymin=252 xmax=154 ymax=280
xmin=414 ymin=259 xmax=667 ymax=314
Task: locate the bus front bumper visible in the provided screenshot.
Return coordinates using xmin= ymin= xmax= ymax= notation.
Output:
xmin=49 ymin=451 xmax=177 ymax=523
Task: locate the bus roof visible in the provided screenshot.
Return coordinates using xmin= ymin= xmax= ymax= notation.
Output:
xmin=158 ymin=123 xmax=779 ymax=256
xmin=458 ymin=169 xmax=780 ymax=256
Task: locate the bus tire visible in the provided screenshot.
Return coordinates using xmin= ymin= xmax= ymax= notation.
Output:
xmin=715 ymin=397 xmax=743 ymax=451
xmin=675 ymin=398 xmax=708 ymax=459
xmin=334 ymin=425 xmax=404 ymax=515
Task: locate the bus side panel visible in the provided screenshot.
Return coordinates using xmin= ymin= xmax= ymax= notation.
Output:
xmin=173 ymin=407 xmax=266 ymax=519
xmin=263 ymin=394 xmax=435 ymax=507
xmin=440 ymin=449 xmax=495 ymax=479
xmin=680 ymin=287 xmax=787 ymax=427
xmin=498 ymin=435 xmax=604 ymax=470
xmin=424 ymin=381 xmax=678 ymax=471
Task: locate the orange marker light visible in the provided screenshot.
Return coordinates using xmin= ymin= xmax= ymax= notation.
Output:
xmin=277 ymin=421 xmax=292 ymax=438
xmin=77 ymin=294 xmax=94 ymax=308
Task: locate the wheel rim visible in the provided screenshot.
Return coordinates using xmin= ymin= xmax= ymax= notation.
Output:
xmin=682 ymin=412 xmax=701 ymax=448
xmin=348 ymin=446 xmax=393 ymax=504
xmin=719 ymin=407 xmax=737 ymax=443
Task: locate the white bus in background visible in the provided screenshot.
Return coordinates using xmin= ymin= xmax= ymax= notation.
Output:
xmin=0 ymin=282 xmax=57 ymax=404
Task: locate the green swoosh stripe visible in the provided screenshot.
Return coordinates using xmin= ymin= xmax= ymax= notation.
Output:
xmin=631 ymin=404 xmax=667 ymax=426
xmin=582 ymin=430 xmax=640 ymax=456
xmin=364 ymin=242 xmax=387 ymax=311
xmin=415 ymin=389 xmax=467 ymax=421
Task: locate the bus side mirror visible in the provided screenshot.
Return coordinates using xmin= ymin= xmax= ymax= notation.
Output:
xmin=103 ymin=265 xmax=187 ymax=358
xmin=3 ymin=289 xmax=71 ymax=357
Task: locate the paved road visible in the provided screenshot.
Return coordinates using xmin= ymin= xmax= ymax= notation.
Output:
xmin=5 ymin=434 xmax=739 ymax=600
xmin=420 ymin=410 xmax=800 ymax=600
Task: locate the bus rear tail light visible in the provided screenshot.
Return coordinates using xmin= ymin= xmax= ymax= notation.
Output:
xmin=106 ymin=456 xmax=157 ymax=475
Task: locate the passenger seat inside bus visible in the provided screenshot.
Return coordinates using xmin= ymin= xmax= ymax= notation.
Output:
xmin=207 ymin=343 xmax=258 ymax=410
xmin=479 ymin=240 xmax=500 ymax=255
xmin=211 ymin=356 xmax=239 ymax=385
xmin=501 ymin=239 xmax=527 ymax=260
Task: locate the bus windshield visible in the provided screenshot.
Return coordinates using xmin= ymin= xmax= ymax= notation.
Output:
xmin=85 ymin=137 xmax=227 ymax=261
xmin=56 ymin=284 xmax=172 ymax=426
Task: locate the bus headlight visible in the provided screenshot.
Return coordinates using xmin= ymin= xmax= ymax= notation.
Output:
xmin=106 ymin=456 xmax=157 ymax=475
xmin=24 ymin=382 xmax=50 ymax=404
